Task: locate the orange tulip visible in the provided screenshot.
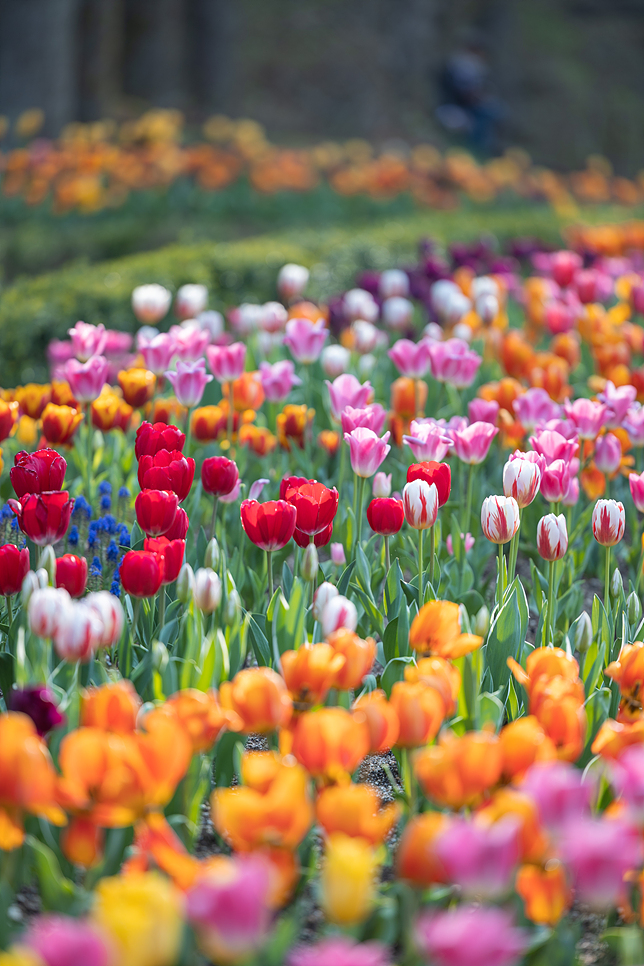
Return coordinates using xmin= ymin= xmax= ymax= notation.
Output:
xmin=551 ymin=332 xmax=581 ymax=370
xmin=498 ymin=407 xmax=526 ymax=450
xmin=606 ymin=641 xmax=644 ymax=721
xmin=277 ymin=404 xmax=313 ymax=450
xmin=118 ymin=368 xmax=156 ymax=408
xmin=316 ymin=783 xmax=399 ymax=844
xmin=327 ymin=629 xmax=376 ymax=690
xmin=500 ymin=331 xmax=535 ymax=380
xmin=592 ymin=718 xmax=644 ymax=759
xmin=191 ymin=405 xmax=225 ymax=442
xmin=219 ymin=667 xmax=293 ymax=733
xmin=516 ymin=861 xmax=571 ymax=926
xmin=222 ymin=371 xmax=265 ymax=411
xmin=281 ymin=643 xmax=346 ymax=708
xmin=580 ymin=463 xmax=606 ymax=500
xmin=390 ymin=377 xmax=427 ymax=419
xmin=352 ymin=690 xmax=400 ymax=753
xmin=318 ymin=430 xmax=340 ymax=456
xmin=91 ymin=390 xmax=133 ymax=432
xmin=507 ymin=647 xmax=580 ymax=710
xmin=15 ymin=383 xmax=51 ymax=419
xmin=478 ymin=377 xmax=523 ymax=414
xmin=389 ymin=681 xmax=447 ymax=748
xmin=288 ymin=301 xmax=327 ymax=324
xmin=404 ymin=656 xmax=461 ymax=716
xmin=477 ymin=788 xmax=546 ymax=863
xmin=529 ymin=677 xmax=586 ymax=763
xmin=41 ymin=403 xmax=83 ymax=445
xmin=290 ymin=707 xmax=370 ymax=780
xmin=529 ymin=353 xmax=570 ymax=402
xmin=81 ymin=680 xmax=141 ymax=733
xmin=61 ymin=815 xmax=104 ymax=867
xmin=0 ymin=712 xmax=66 ymax=850
xmin=499 ymin=716 xmax=557 ymax=781
xmin=165 ymin=688 xmax=240 ymax=753
xmin=150 ymin=395 xmax=187 ymax=426
xmin=414 ymin=729 xmax=503 ymax=809
xmin=51 ymin=380 xmax=77 ymax=407
xmin=238 ymin=423 xmax=278 ymax=456
xmin=0 ymin=398 xmax=18 ymax=441
xmin=409 ymin=600 xmax=482 ymax=659
xmin=125 ymin=812 xmax=200 ymax=889
xmin=396 ymin=811 xmax=448 ymax=886
xmin=211 ymin=751 xmax=313 ymax=850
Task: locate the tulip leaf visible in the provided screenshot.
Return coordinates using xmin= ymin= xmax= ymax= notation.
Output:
xmin=380 ymin=656 xmax=414 ymax=697
xmin=196 ymin=525 xmax=208 ymax=569
xmin=0 ymin=651 xmax=14 ymax=706
xmin=337 ymin=560 xmax=356 ymax=597
xmin=384 ymin=559 xmax=403 ymax=620
xmin=485 ymin=578 xmax=528 ymax=692
xmin=355 ymin=544 xmax=374 ymax=601
xmin=26 ymin=835 xmax=84 ymax=914
xmin=131 ymin=520 xmax=144 ymax=551
xmin=246 ymin=612 xmax=271 ymax=667
xmin=282 ymin=562 xmax=294 ymax=601
xmin=580 ymin=687 xmax=611 ymax=766
xmin=350 ymin=583 xmax=384 ymax=639
xmin=475 ymin=691 xmax=504 ymax=732
xmin=283 ymin=578 xmax=307 ymax=653
xmin=383 ymin=617 xmax=398 ymax=663
xmin=397 ymin=600 xmax=410 ymax=657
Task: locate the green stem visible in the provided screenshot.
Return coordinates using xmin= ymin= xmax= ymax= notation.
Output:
xmin=184 ymin=406 xmax=194 ymax=457
xmin=462 ymin=463 xmax=474 ymax=534
xmin=428 ymin=524 xmax=435 ymax=590
xmin=6 ymin=594 xmax=13 ymax=636
xmin=209 ymin=497 xmax=218 ymax=541
xmin=267 ymin=550 xmax=274 ymax=599
xmin=508 ymin=509 xmax=523 ymax=586
xmin=547 ymin=558 xmax=555 ymax=646
xmin=355 ymin=475 xmax=366 ymax=554
xmin=418 ymin=527 xmax=424 ymax=608
xmin=497 ymin=543 xmax=505 ymax=606
xmin=605 ymin=544 xmax=611 ymax=612
xmin=159 ymin=587 xmax=166 ymax=631
xmin=132 ymin=598 xmax=142 ymax=646
xmin=384 ymin=535 xmax=391 ymax=575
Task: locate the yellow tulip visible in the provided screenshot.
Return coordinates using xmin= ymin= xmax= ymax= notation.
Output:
xmin=0 ymin=949 xmax=44 ymax=966
xmin=320 ymin=832 xmax=380 ymax=925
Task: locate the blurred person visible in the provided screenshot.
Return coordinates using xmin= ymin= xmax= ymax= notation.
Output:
xmin=435 ymin=38 xmax=503 ymax=154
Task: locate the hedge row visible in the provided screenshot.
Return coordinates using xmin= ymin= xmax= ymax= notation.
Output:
xmin=0 ymin=202 xmax=634 ymax=385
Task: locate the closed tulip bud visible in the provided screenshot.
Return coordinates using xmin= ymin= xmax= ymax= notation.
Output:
xmin=36 ymin=567 xmax=50 ymax=588
xmin=481 ymin=495 xmax=520 ymax=545
xmin=152 ymin=639 xmax=169 ymax=673
xmin=204 ymin=537 xmax=220 ymax=570
xmin=628 ymin=592 xmax=642 ymax=625
xmin=611 ymin=568 xmax=623 ymax=600
xmin=224 ymin=589 xmax=241 ymax=626
xmin=21 ymin=570 xmax=41 ymax=606
xmin=573 ymin=611 xmax=593 ymax=655
xmin=312 ymin=581 xmax=339 ymax=621
xmin=403 ymin=479 xmax=438 ymax=530
xmin=537 ymin=513 xmax=568 ymax=561
xmin=194 ymin=568 xmax=222 ymax=613
xmin=474 ymin=604 xmax=490 ymax=637
xmin=177 ymin=563 xmax=195 ymax=603
xmin=302 ymin=543 xmax=319 ymax=582
xmin=39 ymin=545 xmax=56 ymax=584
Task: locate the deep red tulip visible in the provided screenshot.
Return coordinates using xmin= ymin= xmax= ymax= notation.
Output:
xmin=144 ymin=537 xmax=185 ymax=584
xmin=134 ymin=421 xmax=185 ymax=459
xmin=8 ymin=685 xmax=65 ymax=735
xmin=367 ymin=497 xmax=405 ymax=536
xmin=407 ymin=461 xmax=451 ymax=507
xmin=165 ymin=507 xmax=189 ymax=541
xmin=8 ymin=491 xmax=74 ymax=546
xmin=10 ymin=449 xmax=66 ymax=498
xmin=135 ymin=489 xmax=179 ymax=537
xmin=0 ymin=544 xmax=30 ymax=595
xmin=201 ymin=456 xmax=239 ymax=497
xmin=279 ymin=475 xmax=309 ymax=500
xmin=294 ymin=521 xmax=333 ymax=548
xmin=120 ymin=550 xmax=165 ymax=598
xmin=138 ymin=449 xmax=195 ymax=502
xmin=240 ymin=499 xmax=297 ymax=552
xmin=55 ymin=553 xmax=88 ymax=598
xmin=282 ymin=478 xmax=339 ymax=536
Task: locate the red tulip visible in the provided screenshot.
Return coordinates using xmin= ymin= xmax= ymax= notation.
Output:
xmin=0 ymin=544 xmax=30 ymax=595
xmin=134 ymin=421 xmax=185 ymax=459
xmin=135 ymin=489 xmax=179 ymax=537
xmin=120 ymin=550 xmax=165 ymax=597
xmin=282 ymin=478 xmax=339 ymax=536
xmin=367 ymin=498 xmax=405 ymax=536
xmin=137 ymin=450 xmax=195 ymax=502
xmin=10 ymin=449 xmax=66 ymax=498
xmin=240 ymin=499 xmax=297 ymax=551
xmin=201 ymin=456 xmax=239 ymax=497
xmin=407 ymin=461 xmax=451 ymax=507
xmin=165 ymin=507 xmax=189 ymax=541
xmin=8 ymin=491 xmax=74 ymax=546
xmin=55 ymin=554 xmax=88 ymax=597
xmin=279 ymin=475 xmax=309 ymax=500
xmin=294 ymin=521 xmax=333 ymax=548
xmin=143 ymin=537 xmax=185 ymax=584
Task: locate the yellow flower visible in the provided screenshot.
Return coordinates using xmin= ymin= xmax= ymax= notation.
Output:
xmin=320 ymin=832 xmax=380 ymax=925
xmin=91 ymin=872 xmax=184 ymax=966
xmin=0 ymin=949 xmax=43 ymax=966
xmin=15 ymin=415 xmax=38 ymax=447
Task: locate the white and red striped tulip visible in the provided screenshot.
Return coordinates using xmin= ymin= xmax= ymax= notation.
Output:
xmin=537 ymin=513 xmax=568 ymax=561
xmin=592 ymin=499 xmax=625 ymax=547
xmin=481 ymin=495 xmax=520 ymax=545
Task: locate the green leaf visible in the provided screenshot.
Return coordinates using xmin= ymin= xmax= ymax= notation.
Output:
xmin=380 ymin=656 xmax=414 ymax=697
xmin=350 ymin=582 xmax=384 ymax=639
xmin=485 ymin=578 xmax=528 ymax=692
xmin=355 ymin=544 xmax=374 ymax=600
xmin=337 ymin=559 xmax=356 ymax=596
xmin=384 ymin=559 xmax=403 ymax=620
xmin=397 ymin=598 xmax=410 ymax=658
xmin=0 ymin=651 xmax=14 ymax=705
xmin=26 ymin=836 xmax=83 ymax=913
xmin=581 ymin=687 xmax=611 ymax=765
xmin=246 ymin=613 xmax=271 ymax=666
xmin=475 ymin=691 xmax=504 ymax=732
xmin=282 ymin=562 xmax=293 ymax=601
xmin=382 ymin=617 xmax=398 ymax=663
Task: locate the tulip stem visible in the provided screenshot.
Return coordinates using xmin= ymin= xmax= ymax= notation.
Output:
xmin=6 ymin=595 xmax=12 ymax=635
xmin=84 ymin=404 xmax=93 ymax=501
xmin=356 ymin=476 xmax=366 ymax=553
xmin=462 ymin=463 xmax=474 ymax=534
xmin=158 ymin=588 xmax=166 ymax=631
xmin=605 ymin=545 xmax=611 ymax=612
xmin=209 ymin=498 xmax=218 ymax=541
xmin=497 ymin=543 xmax=505 ymax=606
xmin=184 ymin=407 xmax=193 ymax=457
xmin=266 ymin=550 xmax=274 ymax=600
xmin=418 ymin=528 xmax=424 ymax=608
xmin=507 ymin=509 xmax=523 ymax=587
xmin=547 ymin=559 xmax=555 ymax=646
xmin=384 ymin=535 xmax=391 ymax=574
xmin=428 ymin=525 xmax=435 ymax=590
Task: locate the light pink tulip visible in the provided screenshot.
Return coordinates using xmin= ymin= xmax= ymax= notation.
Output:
xmin=594 ymin=433 xmax=622 ymax=475
xmin=165 ymin=359 xmax=213 ymax=408
xmin=550 ymin=250 xmax=582 ymax=288
xmin=403 ymin=479 xmax=438 ymax=530
xmin=372 ymin=472 xmax=392 ymax=498
xmin=320 ymin=594 xmax=358 ymax=636
xmin=169 ymin=322 xmax=210 ymax=361
xmin=540 ymin=458 xmax=570 ymax=503
xmin=446 ymin=532 xmax=475 ymax=555
xmin=610 ymin=745 xmax=644 ymax=823
xmin=228 ymin=303 xmax=262 ymax=336
xmin=451 ymin=421 xmax=498 ymax=464
xmin=321 ymin=345 xmax=350 ymax=378
xmin=522 ymin=761 xmax=592 ymax=833
xmin=592 ymin=499 xmax=625 ymax=546
xmin=351 ymin=319 xmax=381 ymax=354
xmin=330 ymin=543 xmax=346 ymax=566
xmin=629 ymin=471 xmax=644 ymax=512
xmin=85 ymin=592 xmax=125 ymax=647
xmin=624 ymin=404 xmax=644 ymax=445
xmin=54 ymin=601 xmax=104 ymax=662
xmin=428 ymin=338 xmax=482 ymax=388
xmin=598 ymin=380 xmax=637 ymax=428
xmin=502 ymin=456 xmax=542 ymax=507
xmin=343 ymin=288 xmax=379 ymax=323
xmin=131 ymin=283 xmax=171 ymax=323
xmin=382 ymin=296 xmax=413 ymax=331
xmin=68 ymin=321 xmax=107 ymax=362
xmin=140 ymin=332 xmax=176 ymax=375
xmin=403 ymin=420 xmax=452 ymax=462
xmin=435 ymin=816 xmax=520 ymax=899
xmin=277 ymin=263 xmax=309 ymax=300
xmin=326 ymin=374 xmax=373 ymax=420
xmin=260 ymin=301 xmax=288 ymax=333
xmin=563 ymin=397 xmax=609 ymax=439
xmin=529 ymin=428 xmax=579 ymax=465
xmin=537 ymin=513 xmax=568 ymax=560
xmin=341 ymin=404 xmax=388 ymax=436
xmin=379 ymin=268 xmax=409 ymax=299
xmin=312 ymin=582 xmax=339 ymax=622
xmin=24 ymin=914 xmax=110 ymax=966
xmin=28 ymin=587 xmax=71 ymax=640
xmin=467 ymin=398 xmax=499 ymax=425
xmin=344 ymin=428 xmax=391 ymax=478
xmin=415 ymin=906 xmax=527 ymax=966
xmin=206 ymin=342 xmax=247 ymax=383
xmin=258 ymin=360 xmax=302 ymax=402
xmin=559 ymin=817 xmax=640 ymax=910
xmin=291 ymin=938 xmax=390 ymax=966
xmin=220 ymin=478 xmax=242 ymax=504
xmin=175 ymin=283 xmax=208 ymax=320
xmin=283 ymin=317 xmax=328 ymax=363
xmin=65 ymin=355 xmax=109 ymax=404
xmin=388 ymin=338 xmax=431 ymax=378
xmin=481 ymin=495 xmax=520 ymax=544
xmin=513 ymin=388 xmax=561 ymax=432
xmin=562 ymin=475 xmax=580 ymax=506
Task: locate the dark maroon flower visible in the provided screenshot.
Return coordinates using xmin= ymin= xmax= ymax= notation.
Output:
xmin=9 ymin=685 xmax=66 ymax=735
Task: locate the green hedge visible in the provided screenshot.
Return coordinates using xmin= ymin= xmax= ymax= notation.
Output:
xmin=0 ymin=202 xmax=637 ymax=385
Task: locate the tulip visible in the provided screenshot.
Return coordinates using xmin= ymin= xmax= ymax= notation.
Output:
xmin=415 ymin=905 xmax=527 ymax=966
xmin=8 ymin=684 xmax=65 ymax=737
xmin=290 ymin=937 xmax=391 ymax=966
xmin=409 ymin=600 xmax=482 ymax=659
xmin=219 ymin=668 xmax=292 ymax=733
xmin=331 ymin=542 xmax=346 ymax=566
xmin=340 ymin=404 xmax=388 ymax=436
xmin=169 ymin=321 xmax=211 ymax=363
xmin=435 ymin=816 xmax=520 ymax=899
xmin=120 ymin=550 xmax=165 ymax=598
xmin=28 ymin=587 xmax=71 ymax=639
xmin=446 ymin=532 xmax=475 ymax=555
xmin=353 ymin=690 xmax=399 ymax=754
xmin=516 ymin=861 xmax=571 ymax=927
xmin=175 ymin=282 xmax=208 ymax=320
xmin=135 ymin=421 xmax=185 ymax=458
xmin=451 ymin=421 xmax=498 ymax=464
xmin=54 ymin=601 xmax=104 ymax=662
xmin=513 ymin=387 xmax=561 ymax=431
xmin=41 ymin=404 xmax=83 ymax=445
xmin=428 ymin=338 xmax=482 ymax=388
xmin=277 ymin=262 xmax=309 ymax=300
xmin=407 ymin=460 xmax=451 ymax=507
xmin=321 ymin=344 xmax=351 ymax=378
xmin=292 ymin=707 xmax=369 ymax=779
xmin=372 ymin=472 xmax=391 ymax=498
xmin=537 ymin=514 xmax=568 ymax=562
xmin=282 ymin=478 xmax=339 ymax=536
xmin=91 ymin=391 xmax=133 ymax=432
xmin=176 ymin=562 xmax=195 ymax=602
xmin=403 ymin=420 xmax=452 ymax=462
xmin=390 ymin=680 xmax=447 ymax=747
xmin=388 ymin=338 xmax=432 ymax=379
xmin=164 ymin=359 xmax=213 ymax=408
xmin=529 ymin=428 xmax=578 ymax=465
xmin=559 ymin=817 xmax=641 ymax=911
xmin=481 ymin=495 xmax=520 ymax=601
xmin=550 ymin=249 xmax=582 ymax=287
xmin=15 ymin=383 xmax=51 ymax=419
xmin=282 ymin=317 xmax=328 ymax=363
xmin=84 ymin=593 xmax=125 ymax=648
xmin=379 ymin=267 xmax=409 ymax=298
xmin=68 ymin=320 xmax=107 ymax=363
xmin=403 ymin=479 xmax=439 ymax=605
xmin=0 ymin=398 xmax=17 ymax=441
xmin=320 ymin=594 xmax=358 ymax=637
xmin=132 ymin=283 xmax=172 ymax=323
xmin=138 ymin=450 xmax=195 ymax=502
xmin=8 ymin=491 xmax=74 ymax=546
xmin=326 ymin=374 xmax=373 ymax=421
xmin=382 ymin=295 xmax=413 ymax=331
xmin=312 ymin=581 xmax=338 ymax=621
xmin=467 ymin=398 xmax=499 ymax=426
xmin=282 ymin=642 xmax=345 ymax=706
xmin=540 ymin=458 xmax=570 ymax=503
xmin=344 ymin=428 xmax=390 ymax=479
xmin=201 ymin=456 xmax=239 ymax=497
xmin=55 ymin=554 xmax=88 ymax=598
xmin=23 ymin=913 xmax=110 ymax=966
xmin=594 ymin=432 xmax=622 ymax=475
xmin=240 ymin=498 xmax=297 ymax=596
xmin=0 ymin=544 xmax=30 ymax=597
xmin=563 ymin=397 xmax=609 ymax=439
xmin=631 ymin=471 xmax=644 ymax=512
xmin=327 ymin=629 xmax=376 ymax=690
xmin=135 ymin=489 xmax=178 ymax=537
xmin=593 ymin=497 xmax=626 ymax=608
xmin=64 ymin=355 xmax=109 ymax=404
xmin=503 ymin=456 xmax=542 ymax=508
xmin=320 ymin=832 xmax=379 ymax=926
xmin=344 ymin=287 xmax=379 ymax=322
xmin=598 ymin=380 xmax=637 ymax=429
xmin=118 ymin=368 xmax=156 ymax=408
xmin=194 ymin=568 xmax=222 ymax=613
xmin=140 ymin=332 xmax=176 ymax=375
xmin=367 ymin=499 xmax=404 ymax=568
xmin=258 ymin=359 xmax=302 ymax=402
xmin=165 ymin=506 xmax=189 ymax=540
xmin=143 ymin=537 xmax=185 ymax=585
xmin=10 ymin=448 xmax=66 ymax=498
xmin=396 ymin=811 xmax=448 ymax=887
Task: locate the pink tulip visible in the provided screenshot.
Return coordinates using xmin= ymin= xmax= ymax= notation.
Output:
xmin=522 ymin=761 xmax=592 ymax=833
xmin=139 ymin=332 xmax=176 ymax=375
xmin=258 ymin=360 xmax=302 ymax=402
xmin=481 ymin=495 xmax=520 ymax=544
xmin=206 ymin=342 xmax=247 ymax=383
xmin=558 ymin=817 xmax=640 ymax=910
xmin=326 ymin=374 xmax=373 ymax=420
xmin=169 ymin=322 xmax=210 ymax=361
xmin=283 ymin=317 xmax=328 ymax=363
xmin=260 ymin=301 xmax=288 ymax=333
xmin=574 ymin=268 xmax=613 ymax=304
xmin=379 ymin=269 xmax=409 ymax=299
xmin=228 ymin=303 xmax=262 ymax=336
xmin=68 ymin=321 xmax=107 ymax=362
xmin=598 ymin=380 xmax=637 ymax=428
xmin=544 ymin=300 xmax=575 ymax=335
xmin=428 ymin=338 xmax=482 ymax=388
xmin=165 ymin=359 xmax=213 ymax=408
xmin=435 ymin=816 xmax=520 ymax=899
xmin=372 ymin=472 xmax=392 ymax=498
xmin=290 ymin=937 xmax=391 ymax=966
xmin=312 ymin=582 xmax=338 ymax=621
xmin=592 ymin=499 xmax=625 ymax=546
xmin=629 ymin=471 xmax=644 ymax=512
xmin=502 ymin=456 xmax=542 ymax=508
xmin=403 ymin=420 xmax=452 ymax=462
xmin=537 ymin=513 xmax=568 ymax=560
xmin=540 ymin=458 xmax=570 ymax=503
xmin=451 ymin=421 xmax=498 ymax=464
xmin=341 ymin=404 xmax=388 ymax=436
xmin=594 ymin=433 xmax=622 ymax=474
xmin=131 ymin=283 xmax=172 ymax=323
xmin=174 ymin=283 xmax=208 ymax=320
xmin=24 ymin=914 xmax=110 ymax=966
xmin=529 ymin=429 xmax=579 ymax=465
xmin=563 ymin=398 xmax=609 ymax=439
xmin=388 ymin=338 xmax=432 ymax=378
xmin=446 ymin=532 xmax=475 ymax=555
xmin=415 ymin=906 xmax=527 ymax=966
xmin=344 ymin=428 xmax=391 ymax=478
xmin=343 ymin=288 xmax=379 ymax=323
xmin=550 ymin=250 xmax=582 ymax=287
xmin=513 ymin=388 xmax=561 ymax=432
xmin=65 ymin=355 xmax=109 ymax=404
xmin=534 ymin=417 xmax=580 ymax=440
xmin=330 ymin=543 xmax=346 ymax=566
xmin=562 ymin=475 xmax=580 ymax=506
xmin=382 ymin=296 xmax=413 ymax=331
xmin=403 ymin=479 xmax=438 ymax=530
xmin=623 ymin=404 xmax=644 ymax=445
xmin=320 ymin=594 xmax=358 ymax=637
xmin=220 ymin=478 xmax=242 ymax=504
xmin=467 ymin=398 xmax=499 ymax=425
xmin=632 ymin=281 xmax=644 ymax=315
xmin=610 ymin=745 xmax=644 ymax=823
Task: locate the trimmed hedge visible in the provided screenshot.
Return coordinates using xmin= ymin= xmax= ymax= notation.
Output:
xmin=0 ymin=202 xmax=636 ymax=385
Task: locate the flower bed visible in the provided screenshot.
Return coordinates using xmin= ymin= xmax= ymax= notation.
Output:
xmin=2 ymin=230 xmax=644 ymax=964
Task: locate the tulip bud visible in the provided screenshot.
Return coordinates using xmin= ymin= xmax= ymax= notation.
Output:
xmin=610 ymin=567 xmax=623 ymax=600
xmin=330 ymin=543 xmax=346 ymax=567
xmin=204 ymin=537 xmax=220 ymax=571
xmin=36 ymin=567 xmax=50 ymax=588
xmin=313 ymin=582 xmax=339 ymax=622
xmin=628 ymin=591 xmax=642 ymax=626
xmin=21 ymin=570 xmax=40 ymax=606
xmin=572 ymin=611 xmax=593 ymax=655
xmin=176 ymin=563 xmax=195 ymax=603
xmin=194 ymin=568 xmax=222 ymax=613
xmin=474 ymin=604 xmax=490 ymax=638
xmin=302 ymin=543 xmax=319 ymax=583
xmin=372 ymin=472 xmax=392 ymax=498
xmin=39 ymin=545 xmax=56 ymax=584
xmin=152 ymin=639 xmax=169 ymax=674
xmin=224 ymin=589 xmax=241 ymax=626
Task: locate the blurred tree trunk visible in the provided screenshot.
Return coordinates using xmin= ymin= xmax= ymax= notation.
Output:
xmin=123 ymin=0 xmax=187 ymax=107
xmin=189 ymin=0 xmax=239 ymax=113
xmin=77 ymin=0 xmax=124 ymax=120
